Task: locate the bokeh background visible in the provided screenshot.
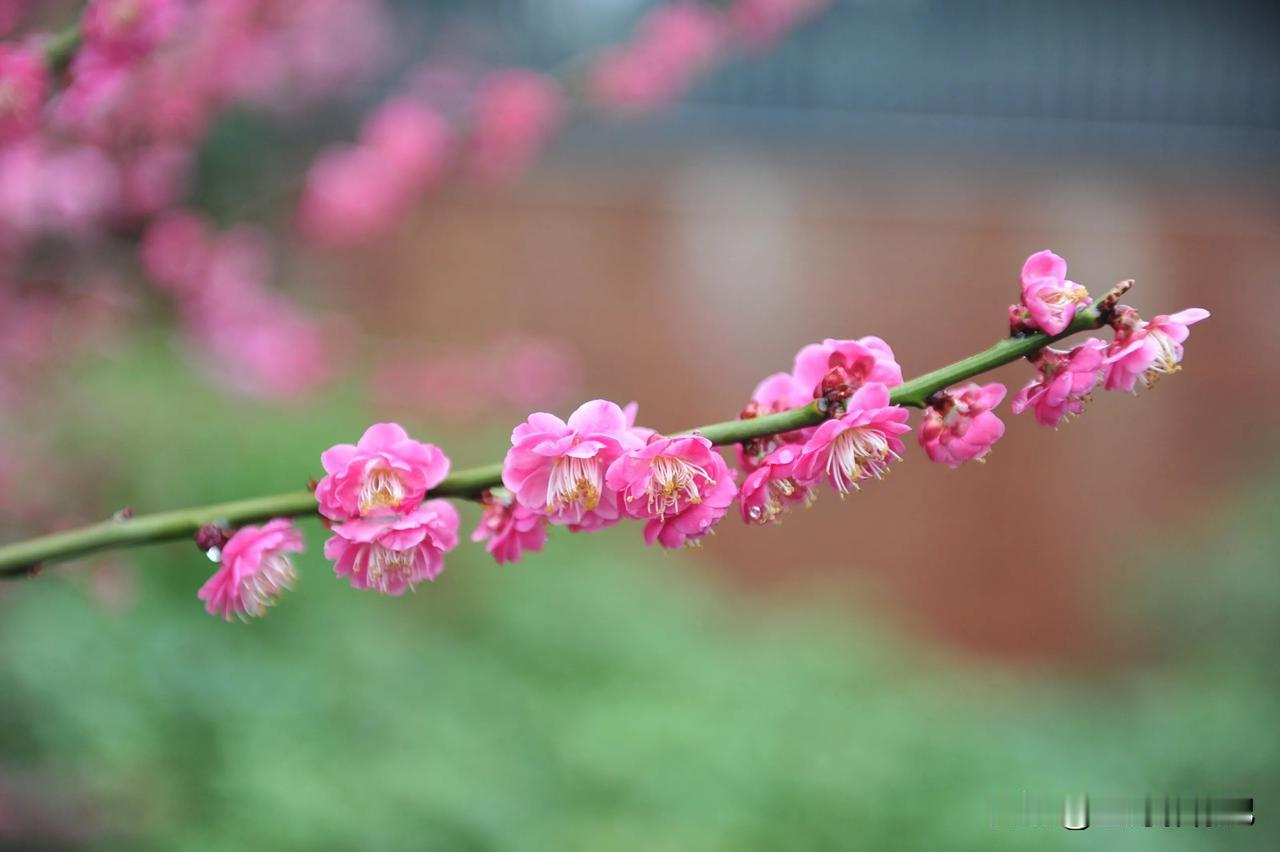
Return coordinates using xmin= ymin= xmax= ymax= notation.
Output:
xmin=3 ymin=1 xmax=1280 ymax=849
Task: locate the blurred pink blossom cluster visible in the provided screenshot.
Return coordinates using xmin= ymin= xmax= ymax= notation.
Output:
xmin=0 ymin=0 xmax=392 ymax=404
xmin=298 ymin=0 xmax=829 ymax=250
xmin=298 ymin=65 xmax=565 ymax=246
xmin=590 ymin=2 xmax=725 ymax=111
xmin=141 ymin=210 xmax=334 ymax=398
xmin=373 ymin=335 xmax=584 ymax=422
xmin=1007 ymin=250 xmax=1210 ymax=428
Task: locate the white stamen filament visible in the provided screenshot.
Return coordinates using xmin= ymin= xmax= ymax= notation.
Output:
xmin=359 ymin=467 xmax=406 ymax=514
xmin=546 ymin=455 xmax=603 ymax=518
xmin=365 ymin=545 xmax=418 ymax=594
xmin=1143 ymin=329 xmax=1182 ymax=387
xmin=827 ymin=427 xmax=899 ymax=494
xmin=237 ymin=553 xmax=297 ymax=620
xmin=645 ymin=455 xmax=711 ymax=519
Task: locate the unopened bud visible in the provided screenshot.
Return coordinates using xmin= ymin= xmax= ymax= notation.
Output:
xmin=195 ymin=523 xmax=231 ymax=554
xmin=820 ymin=366 xmax=852 ymax=398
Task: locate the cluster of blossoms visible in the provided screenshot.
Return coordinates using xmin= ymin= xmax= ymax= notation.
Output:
xmin=192 ymin=250 xmax=1209 ymax=622
xmin=1008 ymin=250 xmax=1210 ymax=427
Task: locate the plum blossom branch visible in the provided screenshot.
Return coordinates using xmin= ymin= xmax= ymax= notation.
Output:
xmin=0 ymin=281 xmax=1132 ymax=579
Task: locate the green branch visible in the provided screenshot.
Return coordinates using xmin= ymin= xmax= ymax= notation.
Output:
xmin=0 ymin=285 xmax=1127 ymax=577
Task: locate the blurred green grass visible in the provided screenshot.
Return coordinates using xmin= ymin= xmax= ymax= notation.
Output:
xmin=1 ymin=340 xmax=1276 ymax=851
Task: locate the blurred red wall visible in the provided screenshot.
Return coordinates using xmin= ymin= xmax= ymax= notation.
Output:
xmin=334 ymin=150 xmax=1280 ymax=665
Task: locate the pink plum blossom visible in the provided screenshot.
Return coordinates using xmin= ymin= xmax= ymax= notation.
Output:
xmin=1019 ymin=250 xmax=1092 ymax=336
xmin=502 ymin=399 xmax=643 ymax=529
xmin=315 ymin=423 xmax=451 ymax=522
xmin=918 ymin=383 xmax=1007 ymax=468
xmin=739 ymin=442 xmax=814 ymax=524
xmin=83 ymin=0 xmax=183 ymax=61
xmin=140 ymin=209 xmax=212 ymax=294
xmin=590 ymin=3 xmax=725 ymax=111
xmin=1011 ymin=338 xmax=1107 ymax=427
xmin=471 ymin=490 xmax=547 ymax=565
xmin=298 ymin=143 xmax=405 ymax=247
xmin=325 ymin=501 xmax=460 ymax=595
xmin=606 ymin=433 xmax=737 ymax=548
xmin=0 ymin=44 xmax=45 ymax=140
xmin=791 ymin=336 xmax=904 ymax=395
xmin=360 ymin=96 xmax=451 ymax=191
xmin=794 ymin=382 xmax=910 ymax=493
xmin=468 ymin=70 xmax=564 ymax=179
xmin=1103 ymin=307 xmax=1210 ymax=393
xmin=752 ymin=371 xmax=812 ymax=411
xmin=198 ymin=519 xmax=303 ymax=620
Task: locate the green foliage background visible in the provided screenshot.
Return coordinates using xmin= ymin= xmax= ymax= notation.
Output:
xmin=1 ymin=344 xmax=1276 ymax=851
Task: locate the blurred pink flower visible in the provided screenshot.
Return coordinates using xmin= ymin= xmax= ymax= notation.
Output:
xmin=918 ymin=382 xmax=1007 ymax=467
xmin=0 ymin=141 xmax=120 ymax=239
xmin=1019 ymin=250 xmax=1091 ymax=336
xmin=298 ymin=143 xmax=405 ymax=246
xmin=468 ymin=70 xmax=563 ymax=179
xmin=326 ymin=500 xmax=459 ymax=595
xmin=794 ymin=382 xmax=910 ymax=493
xmin=606 ymin=433 xmax=738 ymax=548
xmin=472 ymin=491 xmax=547 ymax=565
xmin=83 ymin=0 xmax=184 ymax=61
xmin=1103 ymin=307 xmax=1210 ymax=392
xmin=0 ymin=43 xmax=45 ymax=140
xmin=119 ymin=142 xmax=191 ymax=217
xmin=1011 ymin=338 xmax=1107 ymax=427
xmin=730 ymin=0 xmax=828 ymax=47
xmin=198 ymin=519 xmax=303 ymax=621
xmin=315 ymin=423 xmax=451 ymax=522
xmin=739 ymin=442 xmax=813 ymax=524
xmin=590 ymin=2 xmax=725 ymax=111
xmin=140 ymin=209 xmax=212 ymax=294
xmin=361 ymin=96 xmax=452 ymax=190
xmin=187 ymin=291 xmax=335 ymax=400
xmin=502 ymin=399 xmax=643 ymax=529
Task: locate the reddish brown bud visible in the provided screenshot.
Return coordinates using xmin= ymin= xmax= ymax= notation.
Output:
xmin=305 ymin=477 xmax=319 ymax=492
xmin=818 ymin=366 xmax=853 ymax=402
xmin=738 ymin=401 xmax=763 ymax=420
xmin=195 ymin=523 xmax=231 ymax=553
xmin=1008 ymin=304 xmax=1035 ymax=336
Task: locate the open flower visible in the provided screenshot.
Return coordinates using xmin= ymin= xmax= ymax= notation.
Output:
xmin=1103 ymin=307 xmax=1210 ymax=392
xmin=198 ymin=519 xmax=303 ymax=621
xmin=1019 ymin=250 xmax=1092 ymax=335
xmin=918 ymin=383 xmax=1007 ymax=468
xmin=792 ymin=336 xmax=903 ymax=395
xmin=471 ymin=490 xmax=547 ymax=565
xmin=314 ymin=423 xmax=450 ymax=521
xmin=325 ymin=501 xmax=460 ymax=595
xmin=607 ymin=433 xmax=737 ymax=548
xmin=502 ymin=399 xmax=643 ymax=529
xmin=739 ymin=442 xmax=814 ymax=524
xmin=1011 ymin=338 xmax=1107 ymax=427
xmin=794 ymin=383 xmax=910 ymax=493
